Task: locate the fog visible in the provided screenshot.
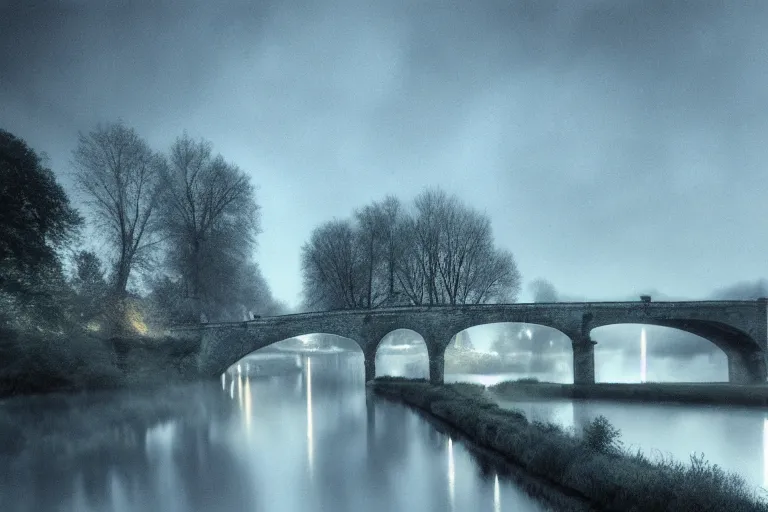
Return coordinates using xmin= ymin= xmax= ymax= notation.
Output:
xmin=3 ymin=0 xmax=768 ymax=308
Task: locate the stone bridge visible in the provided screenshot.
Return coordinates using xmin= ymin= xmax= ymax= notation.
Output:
xmin=168 ymin=299 xmax=768 ymax=385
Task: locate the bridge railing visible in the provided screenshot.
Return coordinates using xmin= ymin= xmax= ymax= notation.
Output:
xmin=167 ymin=299 xmax=763 ymax=330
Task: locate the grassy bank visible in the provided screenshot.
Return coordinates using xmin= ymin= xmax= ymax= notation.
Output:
xmin=0 ymin=325 xmax=202 ymax=398
xmin=490 ymin=379 xmax=768 ymax=406
xmin=370 ymin=377 xmax=768 ymax=512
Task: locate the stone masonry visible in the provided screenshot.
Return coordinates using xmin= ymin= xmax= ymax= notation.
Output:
xmin=167 ymin=299 xmax=768 ymax=385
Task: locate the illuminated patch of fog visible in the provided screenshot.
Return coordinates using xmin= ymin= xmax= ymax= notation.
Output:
xmin=595 ymin=349 xmax=727 ymax=383
xmin=145 ymin=421 xmax=178 ymax=454
xmin=376 ymin=329 xmax=429 ymax=378
xmin=640 ymin=327 xmax=647 ymax=383
xmin=493 ymin=474 xmax=501 ymax=512
xmin=593 ymin=324 xmax=728 ymax=382
xmin=445 ymin=373 xmax=514 ymax=387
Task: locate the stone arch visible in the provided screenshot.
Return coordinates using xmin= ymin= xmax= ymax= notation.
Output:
xmin=440 ymin=321 xmax=580 ymax=384
xmin=373 ymin=329 xmax=429 ymax=380
xmin=588 ymin=320 xmax=766 ymax=384
xmin=444 ymin=322 xmax=573 ymax=383
xmin=198 ymin=324 xmax=365 ymax=377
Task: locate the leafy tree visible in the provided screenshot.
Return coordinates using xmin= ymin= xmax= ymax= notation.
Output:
xmin=0 ymin=129 xmax=82 ymax=286
xmin=69 ymin=250 xmax=109 ymax=321
xmin=530 ymin=278 xmax=558 ymax=303
xmin=0 ymin=129 xmax=82 ymax=330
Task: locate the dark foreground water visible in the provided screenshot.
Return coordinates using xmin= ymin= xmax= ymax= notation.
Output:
xmin=0 ymin=352 xmax=550 ymax=512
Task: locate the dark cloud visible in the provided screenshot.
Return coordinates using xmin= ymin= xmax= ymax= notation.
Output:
xmin=2 ymin=0 xmax=766 ymax=307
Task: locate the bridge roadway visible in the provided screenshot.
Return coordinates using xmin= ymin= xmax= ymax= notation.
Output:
xmin=168 ymin=299 xmax=768 ymax=385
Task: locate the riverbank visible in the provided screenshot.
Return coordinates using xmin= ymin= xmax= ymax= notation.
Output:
xmin=0 ymin=326 xmax=202 ymax=399
xmin=490 ymin=380 xmax=768 ymax=406
xmin=369 ymin=377 xmax=768 ymax=512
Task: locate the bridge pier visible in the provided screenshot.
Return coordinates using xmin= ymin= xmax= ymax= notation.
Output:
xmin=364 ymin=356 xmax=376 ymax=382
xmin=428 ymin=352 xmax=445 ymax=385
xmin=726 ymin=349 xmax=767 ymax=384
xmin=572 ymin=338 xmax=596 ymax=385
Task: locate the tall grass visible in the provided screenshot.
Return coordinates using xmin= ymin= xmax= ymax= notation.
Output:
xmin=371 ymin=378 xmax=768 ymax=512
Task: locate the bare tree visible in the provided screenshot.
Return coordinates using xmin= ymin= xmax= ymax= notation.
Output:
xmin=395 ymin=216 xmax=427 ymax=305
xmin=72 ymin=122 xmax=164 ymax=307
xmin=354 ymin=195 xmax=407 ymax=307
xmin=301 ymin=187 xmax=521 ymax=310
xmin=411 ymin=188 xmax=453 ymax=304
xmin=377 ymin=196 xmax=407 ymax=305
xmin=158 ymin=133 xmax=260 ymax=321
xmin=301 ymin=219 xmax=365 ymax=310
xmin=401 ymin=188 xmax=521 ymax=305
xmin=355 ymin=204 xmax=384 ymax=308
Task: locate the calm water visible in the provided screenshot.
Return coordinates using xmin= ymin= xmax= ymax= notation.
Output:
xmin=493 ymin=396 xmax=768 ymax=494
xmin=386 ymin=351 xmax=768 ymax=495
xmin=0 ymin=352 xmax=550 ymax=512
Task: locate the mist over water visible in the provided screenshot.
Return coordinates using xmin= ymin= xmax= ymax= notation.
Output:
xmin=0 ymin=353 xmax=548 ymax=512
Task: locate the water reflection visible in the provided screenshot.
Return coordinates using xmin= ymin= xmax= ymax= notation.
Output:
xmin=764 ymin=418 xmax=768 ymax=489
xmin=0 ymin=352 xmax=558 ymax=511
xmin=448 ymin=437 xmax=456 ymax=511
xmin=496 ymin=397 xmax=768 ymax=492
xmin=307 ymin=357 xmax=314 ymax=480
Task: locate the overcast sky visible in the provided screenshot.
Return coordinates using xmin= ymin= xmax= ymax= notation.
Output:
xmin=3 ymin=0 xmax=767 ymax=309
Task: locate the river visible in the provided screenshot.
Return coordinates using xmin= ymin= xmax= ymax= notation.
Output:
xmin=0 ymin=351 xmax=551 ymax=512
xmin=382 ymin=351 xmax=768 ymax=494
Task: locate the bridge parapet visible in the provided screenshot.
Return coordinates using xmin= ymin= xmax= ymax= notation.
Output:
xmin=168 ymin=299 xmax=768 ymax=385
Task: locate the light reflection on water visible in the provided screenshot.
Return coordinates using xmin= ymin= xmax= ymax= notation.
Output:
xmin=306 ymin=357 xmax=314 ymax=480
xmin=448 ymin=437 xmax=455 ymax=512
xmin=10 ymin=347 xmax=761 ymax=511
xmin=0 ymin=352 xmax=554 ymax=511
xmin=377 ymin=350 xmax=768 ymax=495
xmin=491 ymin=395 xmax=768 ymax=493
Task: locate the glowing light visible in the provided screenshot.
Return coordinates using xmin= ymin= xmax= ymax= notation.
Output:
xmin=525 ymin=329 xmax=532 ymax=339
xmin=229 ymin=380 xmax=234 ymax=400
xmin=238 ymin=375 xmax=244 ymax=410
xmin=448 ymin=438 xmax=455 ymax=511
xmin=86 ymin=321 xmax=101 ymax=332
xmin=493 ymin=473 xmax=501 ymax=512
xmin=221 ymin=373 xmax=226 ymax=390
xmin=125 ymin=302 xmax=148 ymax=335
xmin=640 ymin=328 xmax=647 ymax=383
xmin=307 ymin=357 xmax=314 ymax=479
xmin=763 ymin=417 xmax=768 ymax=489
xmin=237 ymin=364 xmax=242 ymax=375
xmin=244 ymin=377 xmax=252 ymax=433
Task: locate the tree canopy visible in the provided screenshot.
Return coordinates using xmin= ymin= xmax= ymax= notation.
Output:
xmin=0 ymin=129 xmax=82 ymax=277
xmin=301 ymin=187 xmax=521 ymax=310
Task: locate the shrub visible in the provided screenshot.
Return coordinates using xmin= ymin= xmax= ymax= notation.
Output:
xmin=582 ymin=414 xmax=623 ymax=454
